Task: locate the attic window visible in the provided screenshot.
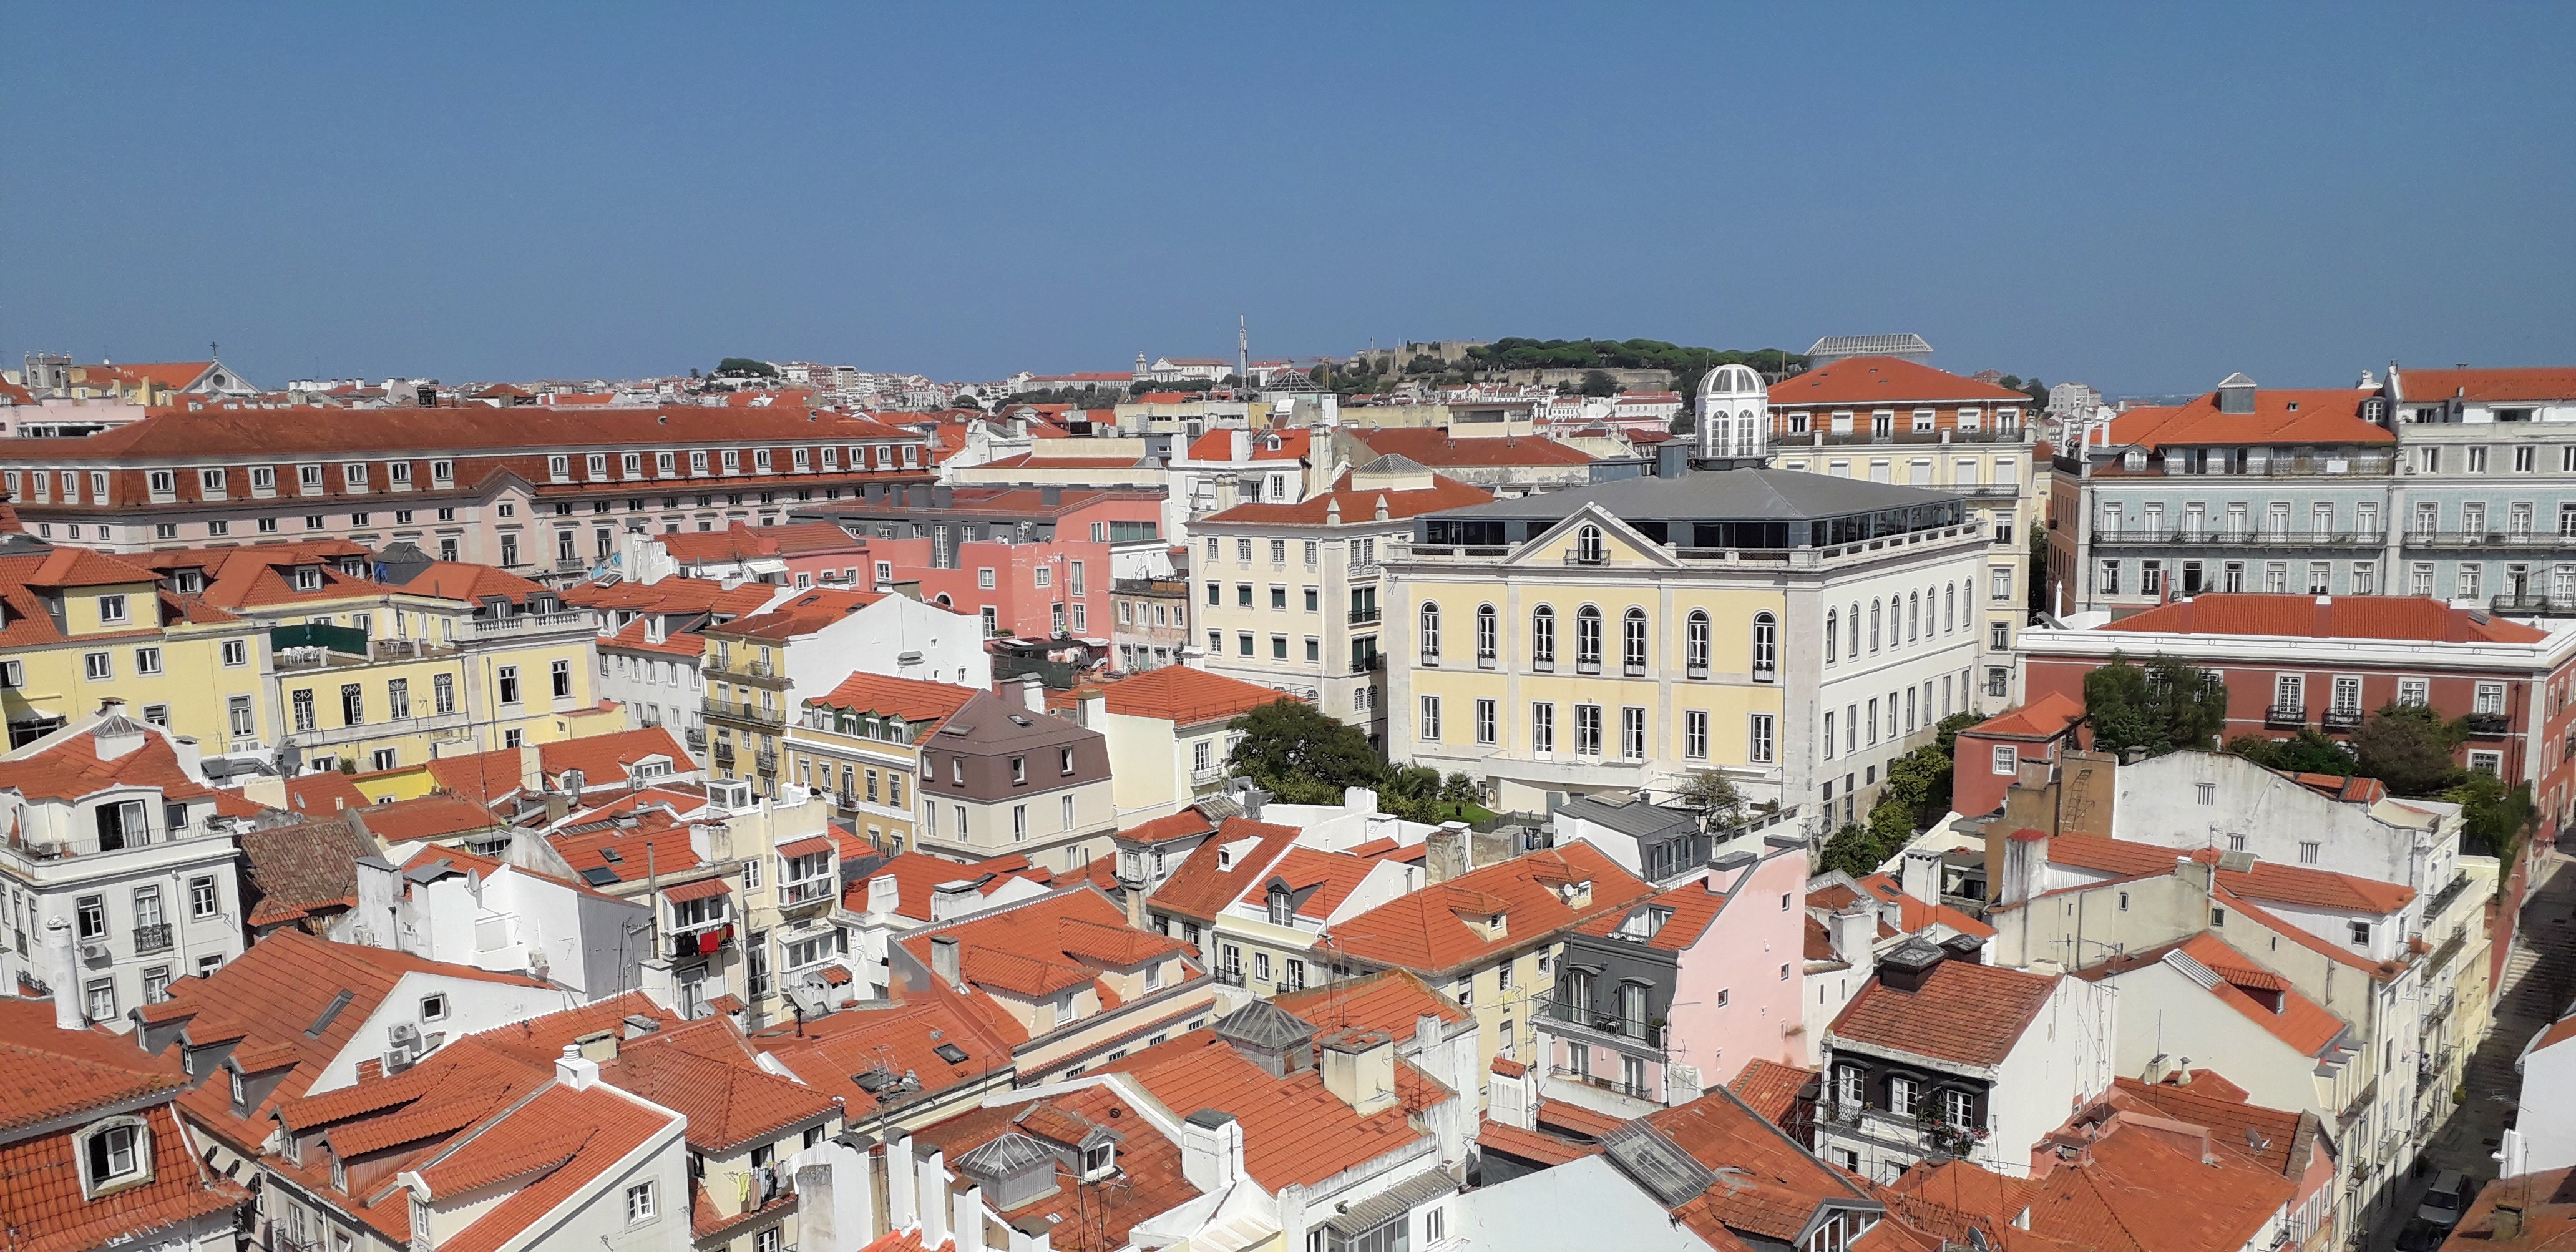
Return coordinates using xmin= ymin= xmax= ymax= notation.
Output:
xmin=293 ymin=568 xmax=323 ymax=592
xmin=933 ymin=1043 xmax=969 ymax=1065
xmin=1081 ymin=1142 xmax=1116 ymax=1180
xmin=1008 ymin=714 xmax=1032 ymax=727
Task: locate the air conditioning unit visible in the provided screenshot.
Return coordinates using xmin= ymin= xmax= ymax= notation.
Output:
xmin=77 ymin=942 xmax=110 ymax=964
xmin=389 ymin=1021 xmax=423 ymax=1049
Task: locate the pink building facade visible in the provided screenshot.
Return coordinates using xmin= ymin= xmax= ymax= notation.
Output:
xmin=793 ymin=486 xmax=1166 ymax=641
xmin=1542 ymin=834 xmax=1811 ymax=1109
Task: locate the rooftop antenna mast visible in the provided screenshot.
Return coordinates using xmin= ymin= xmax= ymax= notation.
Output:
xmin=1237 ymin=316 xmax=1249 ymax=388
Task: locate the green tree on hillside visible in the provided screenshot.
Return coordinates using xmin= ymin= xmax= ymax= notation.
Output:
xmin=716 ymin=357 xmax=778 ymax=378
xmin=1226 ymin=700 xmax=1378 ymax=805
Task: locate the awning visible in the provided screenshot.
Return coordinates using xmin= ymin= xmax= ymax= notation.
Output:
xmin=776 ymin=836 xmax=836 ymax=858
xmin=662 ymin=877 xmax=732 ymax=902
xmin=1323 ymin=1171 xmax=1458 ymax=1235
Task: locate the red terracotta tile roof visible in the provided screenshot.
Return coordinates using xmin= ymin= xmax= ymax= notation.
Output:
xmin=358 ymin=794 xmax=504 ymax=843
xmin=1199 ymin=468 xmax=1493 ymax=527
xmin=2045 ymin=834 xmax=2416 ymax=914
xmin=1965 ymin=692 xmax=2085 ymax=741
xmin=805 ymin=672 xmax=980 ymax=731
xmin=898 ymin=889 xmax=1187 ymax=1002
xmin=2105 ymin=1074 xmax=2308 ymax=1177
xmin=400 ymin=560 xmax=551 ymax=605
xmin=424 ymin=1082 xmax=681 ymax=1252
xmin=240 ymin=817 xmax=374 ymax=929
xmin=600 ymin=1017 xmax=839 ymax=1152
xmin=1184 ymin=429 xmax=1313 ymax=461
xmin=540 ymin=726 xmax=693 ymax=788
xmin=1769 ymin=357 xmax=2032 ymax=406
xmin=549 ymin=811 xmax=711 ymax=884
xmin=1349 ymin=428 xmax=1593 ymax=467
xmin=0 ymin=997 xmax=191 ymax=1131
xmin=424 ymin=748 xmax=532 ymax=807
xmin=909 ymin=1083 xmax=1193 ymax=1252
xmin=1147 ymin=817 xmax=1303 ymax=922
xmin=40 ymin=404 xmax=915 ymax=459
xmin=2097 ymin=592 xmax=2545 ymax=643
xmin=2079 ymin=935 xmax=2349 ymax=1058
xmin=285 ymin=771 xmax=372 ymax=816
xmin=708 ymin=587 xmax=887 ymax=640
xmin=1898 ymin=1124 xmax=2295 ymax=1252
xmin=1852 ymin=874 xmax=1997 ymax=941
xmin=1476 ymin=1120 xmax=1601 ymax=1166
xmin=2107 ymin=388 xmax=2389 ymax=450
xmin=754 ymin=989 xmax=1017 ymax=1116
xmin=1728 ymin=1058 xmax=1818 ymax=1129
xmin=1649 ymin=1088 xmax=1874 ymax=1247
xmin=0 ymin=726 xmax=258 ymax=815
xmin=1234 ymin=845 xmax=1413 ymax=921
xmin=1058 ymin=666 xmax=1299 ymax=727
xmin=2393 ymin=366 xmax=2576 ymax=406
xmin=0 ymin=1097 xmax=246 ymax=1252
xmin=1322 ymin=843 xmax=1656 ymax=976
xmin=1096 ymin=1033 xmax=1438 ymax=1190
xmin=1828 ymin=958 xmax=2059 ymax=1069
xmin=23 ymin=545 xmax=162 ymax=588
xmin=1272 ymin=968 xmax=1470 ymax=1034
xmin=1575 ymin=880 xmax=1732 ymax=951
xmin=842 ymin=852 xmax=1042 ymax=921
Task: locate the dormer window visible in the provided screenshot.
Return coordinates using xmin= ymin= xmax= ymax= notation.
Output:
xmin=548 ymin=455 xmax=570 ymax=481
xmin=1081 ymin=1142 xmax=1115 ymax=1180
xmin=431 ymin=459 xmax=454 ymax=483
xmin=587 ymin=454 xmax=608 ymax=479
xmin=293 ymin=567 xmax=323 ymax=592
xmin=343 ymin=462 xmax=368 ymax=489
xmin=77 ymin=1118 xmax=149 ymax=1196
xmin=1268 ymin=887 xmax=1295 ymax=927
xmin=298 ymin=464 xmax=323 ymax=490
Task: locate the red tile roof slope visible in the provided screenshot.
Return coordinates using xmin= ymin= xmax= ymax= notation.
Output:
xmin=1895 ymin=1128 xmax=2294 ymax=1252
xmin=1652 ymin=1087 xmax=1876 ymax=1248
xmin=358 ymin=793 xmax=504 ymax=842
xmin=1272 ymin=968 xmax=1470 ymax=1034
xmin=2098 ymin=592 xmax=2546 ymax=643
xmin=285 ymin=771 xmax=372 ymax=816
xmin=1966 ymin=692 xmax=2085 ymax=741
xmin=1199 ymin=468 xmax=1492 ymax=526
xmin=1096 ymin=1033 xmax=1439 ymax=1190
xmin=844 ymin=851 xmax=1043 ymax=920
xmin=710 ymin=587 xmax=887 ymax=640
xmin=1576 ymin=880 xmax=1731 ymax=951
xmin=2107 ymin=388 xmax=2390 ymax=450
xmin=1058 ymin=666 xmax=1299 ymax=726
xmin=1828 ymin=959 xmax=2058 ymax=1069
xmin=0 ymin=728 xmax=268 ymax=818
xmin=1767 ymin=357 xmax=2032 ymax=406
xmin=31 ymin=404 xmax=914 ymax=459
xmin=1322 ymin=843 xmax=1656 ymax=975
xmin=0 ymin=997 xmax=192 ymax=1130
xmin=2394 ymin=366 xmax=2576 ymax=405
xmin=1853 ymin=873 xmax=1998 ymax=941
xmin=1727 ymin=1058 xmax=1818 ymax=1130
xmin=599 ymin=1017 xmax=839 ymax=1152
xmin=806 ymin=672 xmax=980 ymax=730
xmin=1184 ymin=429 xmax=1313 ymax=461
xmin=2045 ymin=833 xmax=2417 ymax=914
xmin=908 ymin=1083 xmax=1193 ymax=1252
xmin=1147 ymin=817 xmax=1304 ymax=922
xmin=539 ymin=726 xmax=693 ymax=787
xmin=424 ymin=1082 xmax=680 ymax=1252
xmin=0 ymin=1096 xmax=245 ymax=1252
xmin=753 ymin=990 xmax=1016 ymax=1117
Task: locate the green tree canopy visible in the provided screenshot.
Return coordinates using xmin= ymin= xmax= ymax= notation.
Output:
xmin=2444 ymin=771 xmax=2536 ymax=861
xmin=1578 ymin=369 xmax=1617 ymax=397
xmin=1226 ymin=700 xmax=1382 ymax=806
xmin=1674 ymin=770 xmax=1747 ymax=826
xmin=2351 ymin=703 xmax=2468 ymax=796
xmin=2225 ymin=730 xmax=2357 ymax=776
xmin=2082 ymin=655 xmax=2229 ymax=759
xmin=715 ymin=357 xmax=778 ymax=378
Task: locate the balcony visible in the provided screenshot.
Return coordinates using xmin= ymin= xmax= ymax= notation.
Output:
xmin=1774 ymin=426 xmax=2031 ymax=447
xmin=1214 ymin=964 xmax=1246 ymax=987
xmin=704 ymin=697 xmax=788 ymax=729
xmin=1563 ymin=550 xmax=1609 ymax=566
xmin=2464 ymin=711 xmax=2512 ymax=736
xmin=685 ymin=727 xmax=708 ymax=751
xmin=1348 ymin=653 xmax=1383 ymax=675
xmin=2092 ymin=528 xmax=2374 ymax=548
xmin=2 ymin=823 xmax=227 ymax=864
xmin=834 ymin=789 xmax=861 ymax=811
xmin=1347 ymin=607 xmax=1381 ymax=625
xmin=666 ymin=921 xmax=732 ymax=961
xmin=1540 ymin=999 xmax=1667 ymax=1048
xmin=2322 ymin=707 xmax=2364 ymax=730
xmin=712 ymin=742 xmax=737 ymax=767
xmin=754 ymin=748 xmax=779 ymax=773
xmin=2264 ymin=705 xmax=2308 ymax=730
xmin=2491 ymin=595 xmax=2576 ymax=617
xmin=780 ymin=878 xmax=835 ymax=908
xmin=271 ymin=637 xmax=458 ymax=672
xmin=132 ymin=923 xmax=172 ymax=956
xmin=469 ymin=610 xmax=590 ymax=635
xmin=2404 ymin=530 xmax=2576 ymax=550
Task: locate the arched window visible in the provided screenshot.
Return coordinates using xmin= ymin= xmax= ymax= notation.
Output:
xmin=1419 ymin=602 xmax=1442 ymax=662
xmin=1622 ymin=608 xmax=1649 ymax=675
xmin=1908 ymin=592 xmax=1920 ymax=643
xmin=1848 ymin=603 xmax=1860 ymax=658
xmin=1870 ymin=600 xmax=1882 ymax=652
xmin=1576 ymin=606 xmax=1604 ymax=672
xmin=1574 ymin=525 xmax=1606 ymax=563
xmin=1533 ymin=605 xmax=1558 ymax=669
xmin=1826 ymin=609 xmax=1840 ymax=663
xmin=1475 ymin=604 xmax=1498 ymax=666
xmin=1751 ymin=612 xmax=1778 ymax=682
xmin=1944 ymin=584 xmax=1956 ymax=632
xmin=1686 ymin=610 xmax=1711 ymax=677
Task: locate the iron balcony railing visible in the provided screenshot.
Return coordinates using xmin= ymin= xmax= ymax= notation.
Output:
xmin=1347 ymin=607 xmax=1382 ymax=625
xmin=2092 ymin=528 xmax=2376 ymax=547
xmin=2464 ymin=712 xmax=2512 ymax=736
xmin=1214 ymin=965 xmax=1246 ymax=987
xmin=2265 ymin=705 xmax=2308 ymax=729
xmin=1540 ymin=999 xmax=1667 ymax=1047
xmin=2490 ymin=595 xmax=2576 ymax=617
xmin=132 ymin=923 xmax=173 ymax=955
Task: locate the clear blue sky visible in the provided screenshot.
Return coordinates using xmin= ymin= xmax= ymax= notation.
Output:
xmin=5 ymin=2 xmax=2569 ymax=396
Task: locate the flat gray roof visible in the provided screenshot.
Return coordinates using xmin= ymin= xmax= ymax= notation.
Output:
xmin=1422 ymin=466 xmax=1963 ymax=526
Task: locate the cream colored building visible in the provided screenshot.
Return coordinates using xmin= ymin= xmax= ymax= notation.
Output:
xmin=1189 ymin=457 xmax=1493 ymax=745
xmin=1389 ymin=466 xmax=1989 ymax=830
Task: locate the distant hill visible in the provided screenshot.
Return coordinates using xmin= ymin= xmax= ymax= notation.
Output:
xmin=1466 ymin=338 xmax=1805 ymax=398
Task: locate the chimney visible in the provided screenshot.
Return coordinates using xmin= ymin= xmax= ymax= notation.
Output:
xmin=555 ymin=1044 xmax=600 ymax=1091
xmin=42 ymin=918 xmax=80 ymax=1030
xmin=1874 ymin=938 xmax=1948 ymax=994
xmin=1999 ymin=829 xmax=2049 ymax=906
xmin=517 ymin=744 xmax=544 ymax=796
xmin=1124 ymin=883 xmax=1148 ymax=930
xmin=866 ymin=873 xmax=901 ymax=918
xmin=353 ymin=856 xmax=401 ymax=949
xmin=1900 ymin=846 xmax=1942 ymax=905
xmin=2496 ymin=1205 xmax=2525 ymax=1241
xmin=1179 ymin=1110 xmax=1244 ymax=1192
xmin=916 ymin=1149 xmax=949 ymax=1250
xmin=930 ymin=935 xmax=962 ymax=989
xmin=1425 ymin=821 xmax=1471 ymax=884
xmin=1318 ymin=1028 xmax=1399 ymax=1116
xmin=576 ymin=1029 xmax=618 ymax=1063
xmin=1830 ymin=903 xmax=1878 ymax=963
xmin=930 ymin=879 xmax=983 ymax=922
xmin=1019 ymin=675 xmax=1046 ymax=713
xmin=2175 ymin=853 xmax=2217 ymax=895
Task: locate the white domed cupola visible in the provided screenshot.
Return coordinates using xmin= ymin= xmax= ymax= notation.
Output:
xmin=1696 ymin=364 xmax=1771 ymax=460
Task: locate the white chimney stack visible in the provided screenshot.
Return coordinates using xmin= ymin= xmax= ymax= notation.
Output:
xmin=555 ymin=1044 xmax=600 ymax=1091
xmin=43 ymin=918 xmax=81 ymax=1030
xmin=1179 ymin=1110 xmax=1244 ymax=1193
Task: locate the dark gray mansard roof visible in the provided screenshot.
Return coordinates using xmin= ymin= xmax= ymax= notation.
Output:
xmin=1417 ymin=466 xmax=1962 ymax=526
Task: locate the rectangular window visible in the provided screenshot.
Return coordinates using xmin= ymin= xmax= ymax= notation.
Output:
xmin=1576 ymin=703 xmax=1603 ymax=756
xmin=1684 ymin=710 xmax=1707 ymax=759
xmin=498 ymin=666 xmax=520 ymax=705
xmin=1531 ymin=702 xmax=1554 ymax=753
xmin=1749 ymin=713 xmax=1775 ymax=764
xmin=1993 ymin=744 xmax=2018 ymax=775
xmin=551 ymin=658 xmax=572 ymax=699
xmin=1476 ymin=698 xmax=1498 ymax=746
xmin=1621 ymin=706 xmax=1646 ymax=760
xmin=1418 ymin=695 xmax=1441 ymax=741
xmin=134 ymin=647 xmax=162 ymax=675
